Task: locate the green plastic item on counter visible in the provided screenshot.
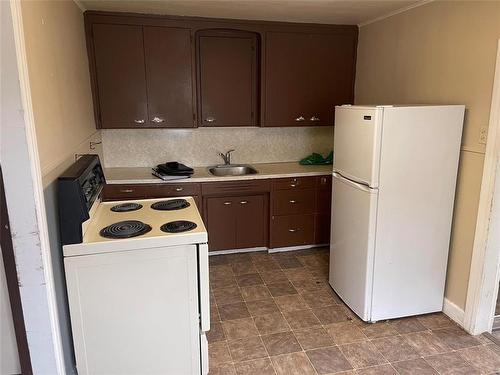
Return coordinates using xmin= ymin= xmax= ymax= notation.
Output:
xmin=299 ymin=151 xmax=333 ymax=165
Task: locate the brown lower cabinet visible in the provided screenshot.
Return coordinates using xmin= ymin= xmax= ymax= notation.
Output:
xmin=102 ymin=174 xmax=331 ymax=251
xmin=270 ymin=175 xmax=331 ymax=248
xmin=205 ymin=194 xmax=268 ymax=251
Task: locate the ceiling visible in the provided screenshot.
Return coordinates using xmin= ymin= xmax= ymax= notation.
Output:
xmin=80 ymin=0 xmax=423 ymax=26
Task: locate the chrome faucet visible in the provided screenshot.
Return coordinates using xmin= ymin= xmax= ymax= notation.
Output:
xmin=218 ymin=149 xmax=235 ymax=165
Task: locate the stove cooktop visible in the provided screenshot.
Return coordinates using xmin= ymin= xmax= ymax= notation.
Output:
xmin=110 ymin=202 xmax=143 ymax=212
xmin=99 ymin=220 xmax=152 ymax=239
xmin=151 ymin=199 xmax=190 ymax=211
xmin=64 ymin=197 xmax=207 ymax=257
xmin=160 ymin=220 xmax=197 ymax=233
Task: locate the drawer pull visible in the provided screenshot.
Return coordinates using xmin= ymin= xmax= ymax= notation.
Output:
xmin=152 ymin=116 xmax=165 ymax=123
xmin=134 ymin=119 xmax=145 ymax=124
xmin=239 ymin=201 xmax=248 ymax=205
xmin=175 ymin=187 xmax=184 ymax=192
xmin=223 ymin=201 xmax=232 ymax=205
xmin=119 ymin=189 xmax=134 ymax=193
xmin=289 ymin=200 xmax=297 ymax=204
xmin=295 ymin=116 xmax=305 ymax=122
xmin=288 ymin=228 xmax=300 ymax=233
xmin=310 ymin=116 xmax=320 ymax=122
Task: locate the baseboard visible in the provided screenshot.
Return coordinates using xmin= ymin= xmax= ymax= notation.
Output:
xmin=443 ymin=297 xmax=465 ymax=326
xmin=208 ymin=247 xmax=267 ymax=256
xmin=268 ymin=244 xmax=327 ymax=253
xmin=208 ymin=244 xmax=327 ymax=256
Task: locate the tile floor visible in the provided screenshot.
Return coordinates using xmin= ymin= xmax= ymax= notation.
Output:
xmin=207 ymin=247 xmax=500 ymax=375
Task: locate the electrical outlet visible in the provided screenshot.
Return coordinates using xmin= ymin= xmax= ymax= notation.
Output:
xmin=479 ymin=126 xmax=488 ymax=145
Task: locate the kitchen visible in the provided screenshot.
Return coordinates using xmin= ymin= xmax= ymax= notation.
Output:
xmin=2 ymin=1 xmax=500 ymax=375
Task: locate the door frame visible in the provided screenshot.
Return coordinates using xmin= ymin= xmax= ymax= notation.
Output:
xmin=0 ymin=167 xmax=32 ymax=374
xmin=464 ymin=39 xmax=500 ymax=335
xmin=3 ymin=1 xmax=66 ymax=372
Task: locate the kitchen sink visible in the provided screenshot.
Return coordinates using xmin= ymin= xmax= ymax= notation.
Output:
xmin=208 ymin=165 xmax=258 ymax=176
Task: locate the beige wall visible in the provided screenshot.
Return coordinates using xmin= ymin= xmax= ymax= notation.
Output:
xmin=21 ymin=1 xmax=102 ymax=371
xmin=21 ymin=0 xmax=102 ymax=182
xmin=355 ymin=0 xmax=500 ymax=309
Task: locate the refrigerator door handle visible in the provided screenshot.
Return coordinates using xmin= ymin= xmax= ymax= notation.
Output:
xmin=333 ymin=172 xmax=374 ymax=193
xmin=198 ymin=243 xmax=210 ymax=332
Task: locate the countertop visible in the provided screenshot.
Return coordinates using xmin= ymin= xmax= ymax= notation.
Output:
xmin=104 ymin=162 xmax=333 ymax=184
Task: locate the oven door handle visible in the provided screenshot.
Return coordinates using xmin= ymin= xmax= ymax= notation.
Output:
xmin=198 ymin=243 xmax=210 ymax=332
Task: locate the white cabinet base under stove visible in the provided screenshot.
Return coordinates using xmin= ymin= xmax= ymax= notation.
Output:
xmin=65 ymin=243 xmax=205 ymax=375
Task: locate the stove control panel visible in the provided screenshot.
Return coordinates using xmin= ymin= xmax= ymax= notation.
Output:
xmin=58 ymin=155 xmax=106 ymax=245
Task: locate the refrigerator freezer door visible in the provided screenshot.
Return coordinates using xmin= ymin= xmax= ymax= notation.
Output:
xmin=329 ymin=172 xmax=378 ymax=321
xmin=333 ymin=106 xmax=383 ymax=188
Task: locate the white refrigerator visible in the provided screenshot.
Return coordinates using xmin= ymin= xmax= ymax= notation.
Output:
xmin=329 ymin=105 xmax=465 ymax=322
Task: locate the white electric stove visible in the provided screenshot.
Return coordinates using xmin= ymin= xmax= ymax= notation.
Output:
xmin=58 ymin=156 xmax=209 ymax=375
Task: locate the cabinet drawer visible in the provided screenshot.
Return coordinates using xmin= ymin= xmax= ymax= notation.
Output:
xmin=151 ymin=183 xmax=201 ymax=198
xmin=270 ymin=214 xmax=314 ymax=248
xmin=273 ymin=177 xmax=316 ymax=191
xmin=274 ymin=189 xmax=315 ymax=215
xmin=202 ymin=179 xmax=271 ymax=196
xmin=102 ymin=184 xmax=149 ymax=200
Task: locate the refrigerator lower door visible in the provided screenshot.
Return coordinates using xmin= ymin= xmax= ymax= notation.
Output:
xmin=329 ymin=172 xmax=378 ymax=321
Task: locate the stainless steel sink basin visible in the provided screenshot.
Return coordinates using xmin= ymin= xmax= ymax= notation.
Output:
xmin=208 ymin=165 xmax=258 ymax=177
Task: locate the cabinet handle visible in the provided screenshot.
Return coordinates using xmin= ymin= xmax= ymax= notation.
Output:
xmin=290 ymin=178 xmax=298 ymax=187
xmin=134 ymin=119 xmax=145 ymax=124
xmin=288 ymin=228 xmax=300 ymax=233
xmin=310 ymin=116 xmax=320 ymax=122
xmin=239 ymin=200 xmax=248 ymax=205
xmin=223 ymin=201 xmax=232 ymax=205
xmin=289 ymin=200 xmax=297 ymax=204
xmin=175 ymin=187 xmax=184 ymax=192
xmin=205 ymin=116 xmax=215 ymax=123
xmin=119 ymin=189 xmax=134 ymax=193
xmin=152 ymin=116 xmax=165 ymax=123
xmin=295 ymin=116 xmax=305 ymax=122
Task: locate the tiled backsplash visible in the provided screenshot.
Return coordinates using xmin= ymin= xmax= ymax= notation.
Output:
xmin=102 ymin=127 xmax=334 ymax=168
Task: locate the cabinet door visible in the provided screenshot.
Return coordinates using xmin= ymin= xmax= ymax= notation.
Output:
xmin=198 ymin=31 xmax=258 ymax=127
xmin=92 ymin=24 xmax=148 ymax=128
xmin=206 ymin=197 xmax=237 ymax=251
xmin=265 ymin=32 xmax=312 ymax=126
xmin=144 ymin=27 xmax=195 ymax=128
xmin=264 ymin=31 xmax=356 ymax=127
xmin=235 ymin=195 xmax=267 ymax=249
xmin=307 ymin=33 xmax=356 ymax=126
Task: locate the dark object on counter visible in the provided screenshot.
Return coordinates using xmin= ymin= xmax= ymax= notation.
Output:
xmin=157 ymin=161 xmax=194 ymax=175
xmin=299 ymin=151 xmax=333 ymax=165
xmin=152 ymin=161 xmax=194 ymax=181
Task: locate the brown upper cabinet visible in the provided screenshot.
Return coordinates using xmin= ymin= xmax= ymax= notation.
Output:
xmin=89 ymin=23 xmax=195 ymax=128
xmin=197 ymin=30 xmax=259 ymax=127
xmin=143 ymin=26 xmax=195 ymax=128
xmin=85 ymin=12 xmax=357 ymax=129
xmin=91 ymin=24 xmax=148 ymax=128
xmin=264 ymin=31 xmax=357 ymax=127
